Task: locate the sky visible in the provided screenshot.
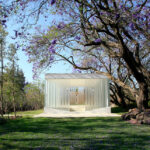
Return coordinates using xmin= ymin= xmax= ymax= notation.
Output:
xmin=5 ymin=10 xmax=73 ymax=83
xmin=6 ymin=39 xmax=72 ymax=83
xmin=17 ymin=51 xmax=72 ymax=83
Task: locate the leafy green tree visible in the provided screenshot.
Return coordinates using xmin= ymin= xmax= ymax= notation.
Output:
xmin=0 ymin=25 xmax=7 ymax=117
xmin=24 ymin=82 xmax=44 ymax=110
xmin=6 ymin=44 xmax=21 ymax=118
xmin=4 ymin=66 xmax=26 ymax=115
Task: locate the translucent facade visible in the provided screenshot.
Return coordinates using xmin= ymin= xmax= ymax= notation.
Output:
xmin=45 ymin=74 xmax=110 ymax=112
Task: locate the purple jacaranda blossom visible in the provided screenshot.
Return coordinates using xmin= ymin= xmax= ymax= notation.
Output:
xmin=20 ymin=2 xmax=24 ymax=6
xmin=48 ymin=45 xmax=55 ymax=53
xmin=129 ymin=23 xmax=135 ymax=30
xmin=136 ymin=4 xmax=141 ymax=7
xmin=57 ymin=22 xmax=65 ymax=29
xmin=87 ymin=62 xmax=91 ymax=66
xmin=58 ymin=11 xmax=64 ymax=15
xmin=51 ymin=0 xmax=56 ymax=5
xmin=75 ymin=36 xmax=81 ymax=40
xmin=1 ymin=20 xmax=6 ymax=25
xmin=4 ymin=14 xmax=8 ymax=18
xmin=51 ymin=49 xmax=55 ymax=53
xmin=76 ymin=69 xmax=81 ymax=73
xmin=57 ymin=24 xmax=62 ymax=29
xmin=133 ymin=14 xmax=139 ymax=19
xmin=18 ymin=32 xmax=22 ymax=36
xmin=49 ymin=55 xmax=54 ymax=61
xmin=115 ymin=14 xmax=120 ymax=20
xmin=72 ymin=68 xmax=81 ymax=73
xmin=51 ymin=39 xmax=57 ymax=45
xmin=16 ymin=44 xmax=20 ymax=48
xmin=119 ymin=4 xmax=124 ymax=9
xmin=95 ymin=38 xmax=101 ymax=43
xmin=100 ymin=12 xmax=104 ymax=15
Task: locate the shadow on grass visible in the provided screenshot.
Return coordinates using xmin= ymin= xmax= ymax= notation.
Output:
xmin=0 ymin=117 xmax=150 ymax=150
xmin=111 ymin=107 xmax=128 ymax=114
xmin=111 ymin=104 xmax=137 ymax=114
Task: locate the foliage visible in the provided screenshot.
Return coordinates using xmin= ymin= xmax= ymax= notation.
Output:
xmin=0 ymin=7 xmax=45 ymax=116
xmin=3 ymin=67 xmax=26 ymax=114
xmin=3 ymin=69 xmax=44 ymax=113
xmin=0 ymin=116 xmax=150 ymax=149
xmin=23 ymin=82 xmax=44 ymax=111
xmin=13 ymin=0 xmax=150 ymax=110
xmin=0 ymin=25 xmax=7 ymax=117
xmin=0 ymin=0 xmax=148 ymax=110
xmin=6 ymin=44 xmax=22 ymax=117
xmin=2 ymin=65 xmax=44 ymax=114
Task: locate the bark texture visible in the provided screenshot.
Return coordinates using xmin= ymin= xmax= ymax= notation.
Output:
xmin=121 ymin=108 xmax=150 ymax=125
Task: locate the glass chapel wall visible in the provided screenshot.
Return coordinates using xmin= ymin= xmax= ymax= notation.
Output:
xmin=45 ymin=79 xmax=109 ymax=111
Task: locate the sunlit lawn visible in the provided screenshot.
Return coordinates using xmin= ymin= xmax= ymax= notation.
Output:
xmin=6 ymin=109 xmax=43 ymax=117
xmin=0 ymin=115 xmax=150 ymax=150
xmin=8 ymin=106 xmax=126 ymax=117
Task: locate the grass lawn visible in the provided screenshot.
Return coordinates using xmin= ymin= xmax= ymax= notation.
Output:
xmin=7 ymin=107 xmax=126 ymax=117
xmin=0 ymin=115 xmax=150 ymax=150
xmin=8 ymin=109 xmax=44 ymax=117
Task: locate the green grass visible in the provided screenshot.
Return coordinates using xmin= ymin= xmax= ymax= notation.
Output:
xmin=7 ymin=109 xmax=43 ymax=117
xmin=0 ymin=116 xmax=150 ymax=150
xmin=8 ymin=106 xmax=125 ymax=117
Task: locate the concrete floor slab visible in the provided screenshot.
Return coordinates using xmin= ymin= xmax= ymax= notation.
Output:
xmin=34 ymin=111 xmax=120 ymax=118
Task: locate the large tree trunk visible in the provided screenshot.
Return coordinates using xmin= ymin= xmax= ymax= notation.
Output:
xmin=121 ymin=50 xmax=149 ymax=124
xmin=118 ymin=34 xmax=149 ymax=110
xmin=117 ymin=30 xmax=150 ymax=124
xmin=123 ymin=51 xmax=149 ymax=110
xmin=136 ymin=83 xmax=149 ymax=111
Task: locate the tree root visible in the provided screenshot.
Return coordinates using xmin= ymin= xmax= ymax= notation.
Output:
xmin=121 ymin=108 xmax=150 ymax=125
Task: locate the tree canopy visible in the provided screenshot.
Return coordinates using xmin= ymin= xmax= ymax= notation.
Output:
xmin=1 ymin=0 xmax=149 ymax=111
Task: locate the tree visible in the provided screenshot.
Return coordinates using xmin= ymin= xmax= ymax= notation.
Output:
xmin=3 ymin=66 xmax=26 ymax=115
xmin=6 ymin=44 xmax=20 ymax=118
xmin=72 ymin=0 xmax=150 ymax=111
xmin=0 ymin=25 xmax=7 ymax=117
xmin=8 ymin=0 xmax=150 ymax=120
xmin=3 ymin=66 xmax=44 ymax=114
xmin=24 ymin=82 xmax=44 ymax=110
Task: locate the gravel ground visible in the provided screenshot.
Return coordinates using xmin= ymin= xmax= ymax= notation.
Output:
xmin=34 ymin=111 xmax=120 ymax=118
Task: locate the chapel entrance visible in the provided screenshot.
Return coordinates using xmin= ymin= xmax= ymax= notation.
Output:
xmin=69 ymin=87 xmax=85 ymax=111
